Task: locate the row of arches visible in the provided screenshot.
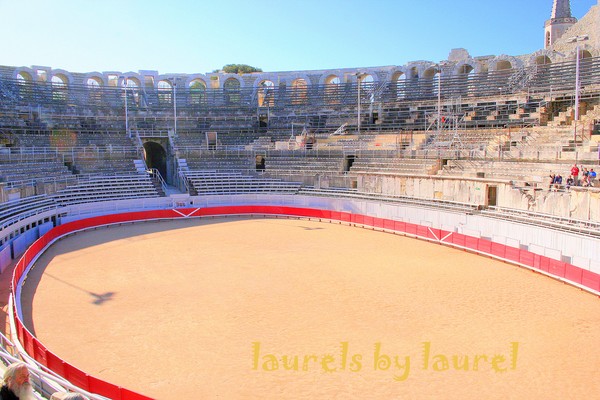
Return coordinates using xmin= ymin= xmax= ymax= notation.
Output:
xmin=11 ymin=47 xmax=595 ymax=92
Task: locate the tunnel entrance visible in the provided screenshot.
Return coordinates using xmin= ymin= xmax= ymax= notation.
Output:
xmin=143 ymin=141 xmax=167 ymax=180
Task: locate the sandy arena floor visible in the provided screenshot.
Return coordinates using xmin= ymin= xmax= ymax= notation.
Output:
xmin=20 ymin=216 xmax=600 ymax=399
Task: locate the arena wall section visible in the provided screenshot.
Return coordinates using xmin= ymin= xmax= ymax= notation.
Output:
xmin=9 ymin=195 xmax=600 ymax=398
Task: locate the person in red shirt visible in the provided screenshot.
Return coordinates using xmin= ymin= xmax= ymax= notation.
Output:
xmin=570 ymin=164 xmax=580 ymax=185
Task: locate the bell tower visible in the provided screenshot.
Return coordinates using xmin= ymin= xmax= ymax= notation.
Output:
xmin=544 ymin=0 xmax=577 ymax=48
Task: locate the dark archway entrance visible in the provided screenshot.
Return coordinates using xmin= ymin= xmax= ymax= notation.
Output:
xmin=143 ymin=141 xmax=167 ymax=180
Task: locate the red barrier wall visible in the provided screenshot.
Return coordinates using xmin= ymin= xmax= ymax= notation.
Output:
xmin=10 ymin=205 xmax=600 ymax=399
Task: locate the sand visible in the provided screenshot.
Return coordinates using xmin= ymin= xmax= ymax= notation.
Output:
xmin=20 ymin=216 xmax=600 ymax=399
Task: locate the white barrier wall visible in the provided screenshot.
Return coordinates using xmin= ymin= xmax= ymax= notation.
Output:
xmin=0 ymin=246 xmax=11 ymax=274
xmin=12 ymin=228 xmax=39 ymax=258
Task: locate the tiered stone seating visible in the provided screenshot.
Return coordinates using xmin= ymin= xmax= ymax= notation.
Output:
xmin=181 ymin=152 xmax=255 ymax=171
xmin=71 ymin=147 xmax=140 ymax=174
xmin=440 ymin=159 xmax=598 ymax=185
xmin=349 ymin=157 xmax=439 ymax=175
xmin=0 ymin=157 xmax=71 ymax=182
xmin=0 ymin=194 xmax=57 ymax=231
xmin=264 ymin=155 xmax=343 ymax=173
xmin=182 ymin=170 xmax=302 ymax=195
xmin=52 ymin=174 xmax=160 ymax=205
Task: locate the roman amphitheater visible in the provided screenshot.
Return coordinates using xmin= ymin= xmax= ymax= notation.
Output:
xmin=0 ymin=1 xmax=599 ymax=399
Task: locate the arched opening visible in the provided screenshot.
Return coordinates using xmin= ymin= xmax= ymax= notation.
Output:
xmin=16 ymin=72 xmax=33 ymax=100
xmin=158 ymin=80 xmax=173 ymax=105
xmin=51 ymin=75 xmax=68 ymax=101
xmin=291 ymin=78 xmax=308 ymax=105
xmin=123 ymin=78 xmax=141 ymax=107
xmin=535 ymin=56 xmax=552 ymax=65
xmin=189 ymin=79 xmax=207 ymax=106
xmin=458 ymin=64 xmax=475 ymax=96
xmin=325 ymin=75 xmax=341 ymax=104
xmin=17 ymin=71 xmax=33 ymax=82
xmin=224 ymin=78 xmax=241 ymax=105
xmin=258 ymin=80 xmax=274 ymax=107
xmin=143 ymin=141 xmax=167 ymax=180
xmin=423 ymin=67 xmax=438 ymax=99
xmin=496 ymin=60 xmax=513 ymax=72
xmin=358 ymin=74 xmax=374 ymax=105
xmin=392 ymin=72 xmax=406 ymax=100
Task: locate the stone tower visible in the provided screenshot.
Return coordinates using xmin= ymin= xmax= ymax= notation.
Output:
xmin=544 ymin=0 xmax=577 ymax=48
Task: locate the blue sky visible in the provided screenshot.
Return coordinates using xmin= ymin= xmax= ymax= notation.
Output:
xmin=0 ymin=0 xmax=596 ymax=74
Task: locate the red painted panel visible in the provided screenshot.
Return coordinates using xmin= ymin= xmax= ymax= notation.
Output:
xmin=416 ymin=225 xmax=429 ymax=239
xmin=88 ymin=378 xmax=123 ymax=400
xmin=519 ymin=251 xmax=535 ymax=267
xmin=121 ymin=388 xmax=154 ymax=400
xmin=373 ymin=217 xmax=385 ymax=229
xmin=478 ymin=239 xmax=493 ymax=254
xmin=353 ymin=214 xmax=365 ymax=225
xmin=491 ymin=242 xmax=506 ymax=258
xmin=548 ymin=259 xmax=566 ymax=278
xmin=394 ymin=221 xmax=406 ymax=233
xmin=22 ymin=330 xmax=34 ymax=355
xmin=581 ymin=270 xmax=600 ymax=292
xmin=464 ymin=236 xmax=479 ymax=251
xmin=427 ymin=228 xmax=442 ymax=241
xmin=504 ymin=247 xmax=521 ymax=263
xmin=32 ymin=338 xmax=48 ymax=366
xmin=405 ymin=223 xmax=417 ymax=235
xmin=363 ymin=216 xmax=374 ymax=227
xmin=450 ymin=233 xmax=466 ymax=247
xmin=564 ymin=264 xmax=583 ymax=285
xmin=46 ymin=352 xmax=65 ymax=376
xmin=383 ymin=219 xmax=395 ymax=231
xmin=63 ymin=363 xmax=90 ymax=391
xmin=537 ymin=255 xmax=550 ymax=272
xmin=330 ymin=211 xmax=341 ymax=221
xmin=340 ymin=212 xmax=352 ymax=223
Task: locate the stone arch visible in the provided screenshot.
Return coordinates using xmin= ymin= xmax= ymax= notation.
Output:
xmin=50 ymin=69 xmax=74 ymax=85
xmin=454 ymin=61 xmax=478 ymax=96
xmin=257 ymin=79 xmax=275 ymax=107
xmin=422 ymin=64 xmax=440 ymax=98
xmin=188 ymin=78 xmax=207 ymax=106
xmin=406 ymin=65 xmax=420 ymax=80
xmin=391 ymin=68 xmax=407 ymax=100
xmin=50 ymin=73 xmax=69 ymax=102
xmin=142 ymin=141 xmax=167 ymax=180
xmin=157 ymin=79 xmax=174 ymax=105
xmin=84 ymin=74 xmax=104 ymax=87
xmin=290 ymin=78 xmax=308 ymax=105
xmin=323 ymin=74 xmax=342 ymax=104
xmin=13 ymin=68 xmax=34 ymax=82
xmin=251 ymin=74 xmax=279 ymax=107
xmin=84 ymin=74 xmax=104 ymax=103
xmin=528 ymin=50 xmax=557 ymax=66
xmin=534 ymin=55 xmax=552 ymax=65
xmin=223 ymin=77 xmax=242 ymax=105
xmin=489 ymin=55 xmax=522 ymax=72
xmin=121 ymin=77 xmax=141 ymax=107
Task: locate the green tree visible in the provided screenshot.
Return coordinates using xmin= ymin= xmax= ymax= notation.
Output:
xmin=216 ymin=64 xmax=263 ymax=74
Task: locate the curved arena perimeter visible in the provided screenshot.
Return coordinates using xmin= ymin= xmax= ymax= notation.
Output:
xmin=0 ymin=2 xmax=599 ymax=399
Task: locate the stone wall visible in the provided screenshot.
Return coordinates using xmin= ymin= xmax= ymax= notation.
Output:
xmin=354 ymin=173 xmax=600 ymax=221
